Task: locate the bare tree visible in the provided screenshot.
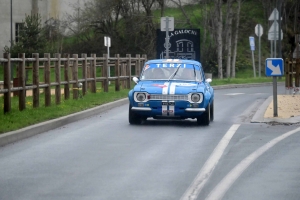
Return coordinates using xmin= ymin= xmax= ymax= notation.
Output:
xmin=169 ymin=0 xmax=193 ymax=28
xmin=214 ymin=0 xmax=223 ymax=79
xmin=231 ymin=0 xmax=243 ymax=78
xmin=157 ymin=0 xmax=165 ymax=17
xmin=225 ymin=0 xmax=234 ymax=78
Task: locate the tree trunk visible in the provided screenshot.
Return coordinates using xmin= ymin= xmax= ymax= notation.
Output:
xmin=170 ymin=0 xmax=193 ymax=28
xmin=215 ymin=0 xmax=223 ymax=79
xmin=232 ymin=0 xmax=242 ymax=78
xmin=225 ymin=0 xmax=234 ymax=78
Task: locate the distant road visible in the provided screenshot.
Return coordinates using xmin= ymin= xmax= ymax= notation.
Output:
xmin=1 ymin=85 xmax=300 ymax=200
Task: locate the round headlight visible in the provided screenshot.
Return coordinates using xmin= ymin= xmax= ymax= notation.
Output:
xmin=191 ymin=93 xmax=201 ymax=102
xmin=136 ymin=93 xmax=146 ymax=102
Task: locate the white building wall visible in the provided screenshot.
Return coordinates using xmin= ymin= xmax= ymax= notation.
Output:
xmin=0 ymin=0 xmax=87 ymax=57
xmin=0 ymin=0 xmax=32 ymax=54
xmin=0 ymin=0 xmax=193 ymax=57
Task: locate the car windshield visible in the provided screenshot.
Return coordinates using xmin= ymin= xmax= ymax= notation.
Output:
xmin=140 ymin=63 xmax=202 ymax=81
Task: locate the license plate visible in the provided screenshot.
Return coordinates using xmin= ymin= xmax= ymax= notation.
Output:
xmin=162 ymin=102 xmax=175 ymax=106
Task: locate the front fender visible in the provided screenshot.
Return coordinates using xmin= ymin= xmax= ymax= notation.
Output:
xmin=128 ymin=90 xmax=135 ymax=105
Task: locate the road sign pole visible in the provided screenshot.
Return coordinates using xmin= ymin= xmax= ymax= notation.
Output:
xmin=273 ymin=76 xmax=278 ymax=117
xmin=252 ymin=51 xmax=256 ymax=77
xmin=161 ymin=16 xmax=174 ymax=59
xmin=104 ymin=36 xmax=111 ymax=85
xmin=249 ymin=36 xmax=256 ymax=77
xmin=166 ymin=16 xmax=169 ymax=59
xmin=258 ymin=26 xmax=261 ymax=77
xmin=266 ymin=58 xmax=283 ymax=117
xmin=255 ymin=24 xmax=263 ymax=77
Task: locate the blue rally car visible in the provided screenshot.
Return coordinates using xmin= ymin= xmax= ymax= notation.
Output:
xmin=128 ymin=59 xmax=214 ymax=125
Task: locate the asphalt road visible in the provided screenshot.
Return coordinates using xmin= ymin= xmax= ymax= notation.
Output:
xmin=1 ymin=85 xmax=300 ymax=200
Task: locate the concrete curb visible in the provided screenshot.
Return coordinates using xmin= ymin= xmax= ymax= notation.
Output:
xmin=251 ymin=95 xmax=300 ymax=124
xmin=0 ymin=82 xmax=296 ymax=147
xmin=0 ymin=98 xmax=129 ymax=147
xmin=251 ymin=96 xmax=272 ymax=123
xmin=212 ymin=82 xmax=283 ymax=90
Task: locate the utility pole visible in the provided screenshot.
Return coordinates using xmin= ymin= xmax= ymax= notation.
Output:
xmin=10 ymin=0 xmax=13 ymax=80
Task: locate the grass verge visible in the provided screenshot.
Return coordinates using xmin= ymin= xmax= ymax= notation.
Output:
xmin=0 ymin=75 xmax=284 ymax=134
xmin=0 ymin=86 xmax=130 ymax=133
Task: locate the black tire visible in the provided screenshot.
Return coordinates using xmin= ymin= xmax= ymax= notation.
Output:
xmin=129 ymin=104 xmax=142 ymax=125
xmin=210 ymin=100 xmax=214 ymax=122
xmin=197 ymin=103 xmax=210 ymax=126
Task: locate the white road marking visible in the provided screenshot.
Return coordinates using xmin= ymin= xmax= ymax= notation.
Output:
xmin=224 ymin=93 xmax=245 ymax=95
xmin=180 ymin=124 xmax=240 ymax=200
xmin=205 ymin=126 xmax=300 ymax=200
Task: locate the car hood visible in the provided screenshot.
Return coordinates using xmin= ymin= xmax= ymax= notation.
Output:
xmin=134 ymin=80 xmax=205 ymax=94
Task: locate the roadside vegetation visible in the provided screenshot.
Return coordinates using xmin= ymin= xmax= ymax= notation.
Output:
xmin=1 ymin=0 xmax=297 ymax=133
xmin=0 ymin=73 xmax=283 ymax=134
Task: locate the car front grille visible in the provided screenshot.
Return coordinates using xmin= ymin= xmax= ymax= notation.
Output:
xmin=149 ymin=94 xmax=189 ymax=101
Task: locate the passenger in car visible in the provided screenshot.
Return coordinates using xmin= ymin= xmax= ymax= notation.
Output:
xmin=180 ymin=69 xmax=194 ymax=80
xmin=154 ymin=68 xmax=165 ymax=79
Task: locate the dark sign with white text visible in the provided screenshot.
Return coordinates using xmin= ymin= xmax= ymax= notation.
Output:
xmin=156 ymin=29 xmax=200 ymax=61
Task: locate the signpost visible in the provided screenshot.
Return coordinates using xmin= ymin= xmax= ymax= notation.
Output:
xmin=161 ymin=17 xmax=174 ymax=59
xmin=104 ymin=36 xmax=111 ymax=84
xmin=268 ymin=8 xmax=283 ymax=57
xmin=249 ymin=36 xmax=256 ymax=77
xmin=267 ymin=8 xmax=284 ymax=117
xmin=255 ymin=24 xmax=263 ymax=77
xmin=265 ymin=58 xmax=284 ymax=117
xmin=104 ymin=36 xmax=111 ymax=57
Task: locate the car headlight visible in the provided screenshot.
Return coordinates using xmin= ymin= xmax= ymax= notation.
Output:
xmin=189 ymin=93 xmax=203 ymax=103
xmin=134 ymin=92 xmax=148 ymax=102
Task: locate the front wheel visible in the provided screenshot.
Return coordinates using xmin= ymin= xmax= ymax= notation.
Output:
xmin=197 ymin=103 xmax=210 ymax=126
xmin=129 ymin=104 xmax=142 ymax=125
xmin=210 ymin=100 xmax=214 ymax=122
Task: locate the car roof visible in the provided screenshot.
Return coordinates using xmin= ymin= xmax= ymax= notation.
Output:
xmin=145 ymin=59 xmax=201 ymax=65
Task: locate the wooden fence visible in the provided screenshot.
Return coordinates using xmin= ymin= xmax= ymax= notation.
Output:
xmin=285 ymin=58 xmax=300 ymax=94
xmin=0 ymin=53 xmax=147 ymax=113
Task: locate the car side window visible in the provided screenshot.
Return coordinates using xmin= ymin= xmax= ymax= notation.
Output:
xmin=199 ymin=66 xmax=206 ymax=82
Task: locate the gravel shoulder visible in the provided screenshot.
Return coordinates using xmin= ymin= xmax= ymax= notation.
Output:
xmin=264 ymin=95 xmax=300 ymax=119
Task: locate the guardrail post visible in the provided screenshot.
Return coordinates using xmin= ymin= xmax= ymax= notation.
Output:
xmin=142 ymin=54 xmax=147 ymax=67
xmin=3 ymin=53 xmax=11 ymax=113
xmin=90 ymin=54 xmax=97 ymax=93
xmin=44 ymin=53 xmax=51 ymax=107
xmin=82 ymin=53 xmax=87 ymax=95
xmin=55 ymin=53 xmax=61 ymax=104
xmin=115 ymin=54 xmax=120 ymax=91
xmin=64 ymin=54 xmax=70 ymax=100
xmin=18 ymin=53 xmax=26 ymax=110
xmin=135 ymin=54 xmax=140 ymax=76
xmin=126 ymin=54 xmax=131 ymax=89
xmin=72 ymin=54 xmax=79 ymax=99
xmin=295 ymin=58 xmax=300 ymax=94
xmin=103 ymin=54 xmax=109 ymax=92
xmin=32 ymin=53 xmax=40 ymax=108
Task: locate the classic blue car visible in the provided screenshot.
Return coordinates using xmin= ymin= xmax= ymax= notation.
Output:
xmin=128 ymin=59 xmax=214 ymax=125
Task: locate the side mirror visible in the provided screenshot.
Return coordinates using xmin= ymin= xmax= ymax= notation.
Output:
xmin=132 ymin=77 xmax=139 ymax=84
xmin=206 ymin=78 xmax=212 ymax=83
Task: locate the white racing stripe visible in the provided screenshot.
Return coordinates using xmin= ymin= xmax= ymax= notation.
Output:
xmin=169 ymin=101 xmax=175 ymax=116
xmin=170 ymin=82 xmax=176 ymax=95
xmin=205 ymin=126 xmax=300 ymax=200
xmin=180 ymin=124 xmax=240 ymax=200
xmin=162 ymin=82 xmax=169 ymax=95
xmin=169 ymin=82 xmax=176 ymax=116
xmin=162 ymin=82 xmax=169 ymax=115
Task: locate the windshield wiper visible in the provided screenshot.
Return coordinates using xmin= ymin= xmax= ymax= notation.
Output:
xmin=193 ymin=65 xmax=196 ymax=81
xmin=167 ymin=66 xmax=181 ymax=82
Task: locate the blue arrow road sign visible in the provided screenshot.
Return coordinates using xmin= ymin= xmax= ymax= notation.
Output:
xmin=265 ymin=58 xmax=284 ymax=76
xmin=249 ymin=36 xmax=255 ymax=51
